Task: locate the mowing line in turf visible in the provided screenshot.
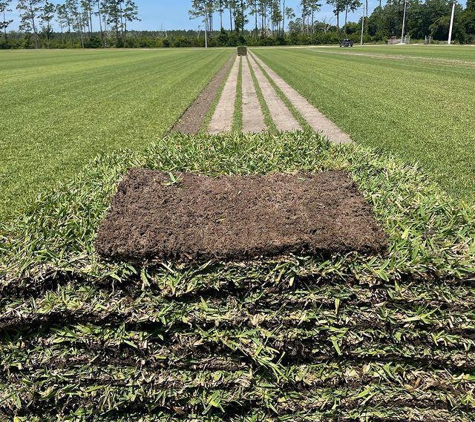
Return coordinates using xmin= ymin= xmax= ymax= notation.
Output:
xmin=208 ymin=56 xmax=240 ymax=134
xmin=250 ymin=46 xmax=475 ymax=201
xmin=247 ymin=54 xmax=301 ymax=132
xmin=249 ymin=51 xmax=352 ymax=144
xmin=0 ymin=49 xmax=234 ymax=221
xmin=242 ymin=56 xmax=265 ymax=133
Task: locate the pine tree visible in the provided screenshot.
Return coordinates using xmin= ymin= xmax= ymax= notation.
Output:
xmin=65 ymin=0 xmax=87 ymax=48
xmin=234 ymin=0 xmax=248 ymax=33
xmin=0 ymin=0 xmax=13 ymax=42
xmin=122 ymin=0 xmax=140 ymax=46
xmin=309 ymin=0 xmax=321 ymax=30
xmin=16 ymin=0 xmax=42 ymax=48
xmin=39 ymin=0 xmax=55 ymax=48
xmin=80 ymin=0 xmax=94 ymax=36
xmin=103 ymin=0 xmax=122 ymax=46
xmin=327 ymin=0 xmax=346 ymax=29
xmin=270 ymin=0 xmax=282 ymax=33
xmin=189 ymin=0 xmax=214 ymax=47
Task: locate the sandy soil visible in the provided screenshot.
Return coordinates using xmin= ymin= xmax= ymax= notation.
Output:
xmin=171 ymin=56 xmax=236 ymax=135
xmin=241 ymin=56 xmax=265 ymax=133
xmin=247 ymin=54 xmax=301 ymax=132
xmin=174 ymin=50 xmax=355 ymax=145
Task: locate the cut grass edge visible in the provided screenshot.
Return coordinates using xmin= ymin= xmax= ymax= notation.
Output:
xmin=232 ymin=57 xmax=243 ymax=133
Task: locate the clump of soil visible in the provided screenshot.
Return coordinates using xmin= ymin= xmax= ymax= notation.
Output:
xmin=96 ymin=169 xmax=387 ymax=263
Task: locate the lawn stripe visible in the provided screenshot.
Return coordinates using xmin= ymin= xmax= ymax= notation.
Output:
xmin=247 ymin=53 xmax=301 ymax=132
xmin=208 ymin=55 xmax=240 ymax=134
xmin=242 ymin=56 xmax=265 ymax=133
xmin=250 ymin=50 xmax=352 ymax=144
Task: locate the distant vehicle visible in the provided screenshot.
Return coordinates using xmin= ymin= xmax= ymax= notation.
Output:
xmin=339 ymin=39 xmax=354 ymax=47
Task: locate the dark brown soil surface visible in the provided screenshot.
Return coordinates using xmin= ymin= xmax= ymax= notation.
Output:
xmin=95 ymin=169 xmax=387 ymax=263
xmin=171 ymin=56 xmax=235 ymax=134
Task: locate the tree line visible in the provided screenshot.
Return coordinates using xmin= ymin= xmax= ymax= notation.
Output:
xmin=0 ymin=0 xmax=139 ymax=48
xmin=1 ymin=0 xmax=474 ymax=49
xmin=189 ymin=0 xmax=475 ymax=44
xmin=367 ymin=0 xmax=475 ymax=43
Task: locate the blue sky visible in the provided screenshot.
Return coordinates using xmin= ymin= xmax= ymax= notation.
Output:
xmin=7 ymin=0 xmax=385 ymax=32
xmin=136 ymin=0 xmax=371 ymax=31
xmin=7 ymin=0 xmax=468 ymax=32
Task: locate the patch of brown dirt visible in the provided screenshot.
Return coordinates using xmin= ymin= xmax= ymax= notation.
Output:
xmin=95 ymin=169 xmax=387 ymax=263
xmin=208 ymin=56 xmax=240 ymax=134
xmin=171 ymin=55 xmax=235 ymax=135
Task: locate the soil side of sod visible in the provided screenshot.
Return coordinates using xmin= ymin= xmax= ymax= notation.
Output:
xmin=171 ymin=55 xmax=235 ymax=135
xmin=95 ymin=169 xmax=387 ymax=263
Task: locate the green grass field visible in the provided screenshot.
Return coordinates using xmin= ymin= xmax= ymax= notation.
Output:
xmin=253 ymin=45 xmax=475 ymax=203
xmin=0 ymin=48 xmax=232 ymax=222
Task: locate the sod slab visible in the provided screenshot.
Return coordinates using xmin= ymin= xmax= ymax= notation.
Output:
xmin=95 ymin=169 xmax=387 ymax=263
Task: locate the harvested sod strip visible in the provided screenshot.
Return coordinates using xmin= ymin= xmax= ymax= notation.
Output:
xmin=1 ymin=132 xmax=475 ymax=420
xmin=95 ymin=169 xmax=387 ymax=263
xmin=171 ymin=55 xmax=236 ymax=135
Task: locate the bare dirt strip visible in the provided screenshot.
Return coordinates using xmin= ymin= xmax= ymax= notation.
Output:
xmin=171 ymin=55 xmax=235 ymax=135
xmin=247 ymin=54 xmax=302 ymax=132
xmin=96 ymin=168 xmax=387 ymax=263
xmin=241 ymin=56 xmax=265 ymax=133
xmin=173 ymin=51 xmax=354 ymax=143
xmin=249 ymin=51 xmax=353 ymax=144
xmin=208 ymin=56 xmax=240 ymax=134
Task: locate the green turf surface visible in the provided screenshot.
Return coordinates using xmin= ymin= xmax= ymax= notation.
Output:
xmin=1 ymin=132 xmax=474 ymax=420
xmin=0 ymin=48 xmax=233 ymax=222
xmin=252 ymin=45 xmax=475 ymax=203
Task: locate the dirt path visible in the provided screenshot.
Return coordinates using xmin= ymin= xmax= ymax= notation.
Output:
xmin=249 ymin=52 xmax=352 ymax=144
xmin=241 ymin=56 xmax=265 ymax=133
xmin=208 ymin=56 xmax=240 ymax=134
xmin=247 ymin=54 xmax=301 ymax=132
xmin=172 ymin=56 xmax=236 ymax=135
